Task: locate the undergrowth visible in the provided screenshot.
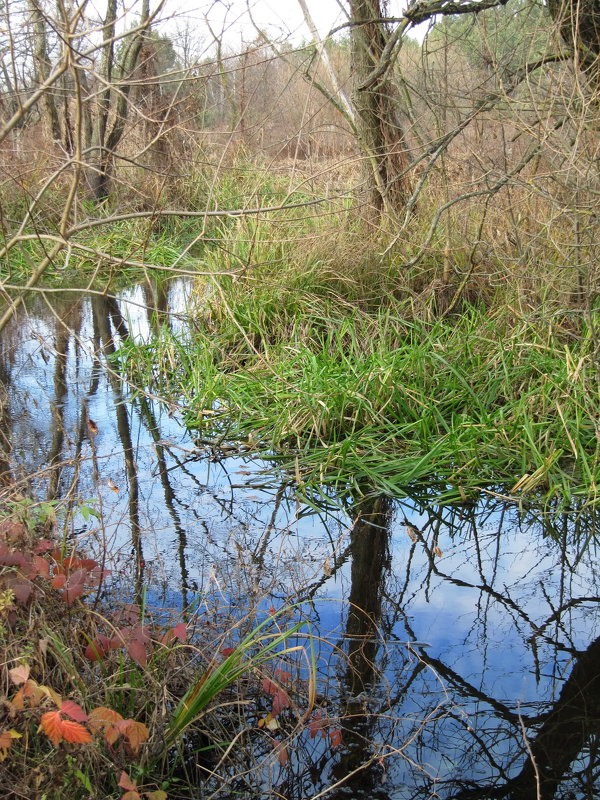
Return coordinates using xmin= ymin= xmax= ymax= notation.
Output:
xmin=0 ymin=494 xmax=324 ymax=800
xmin=119 ymin=270 xmax=599 ymax=509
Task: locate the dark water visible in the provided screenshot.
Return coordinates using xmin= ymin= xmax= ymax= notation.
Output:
xmin=1 ymin=283 xmax=599 ymax=799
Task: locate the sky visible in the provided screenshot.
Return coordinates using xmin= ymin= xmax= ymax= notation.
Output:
xmin=164 ymin=0 xmax=418 ymax=50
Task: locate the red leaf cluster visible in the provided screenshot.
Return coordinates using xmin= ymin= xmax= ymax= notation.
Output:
xmin=85 ymin=616 xmax=187 ymax=667
xmin=0 ymin=523 xmax=109 ymax=611
xmin=88 ymin=708 xmax=149 ymax=754
xmin=261 ymin=677 xmax=291 ymax=718
xmin=308 ymin=711 xmax=343 ymax=749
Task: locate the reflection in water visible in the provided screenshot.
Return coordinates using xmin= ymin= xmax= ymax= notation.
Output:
xmin=0 ymin=285 xmax=598 ymax=799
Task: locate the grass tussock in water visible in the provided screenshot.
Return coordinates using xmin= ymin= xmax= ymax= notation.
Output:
xmin=120 ymin=256 xmax=599 ymax=508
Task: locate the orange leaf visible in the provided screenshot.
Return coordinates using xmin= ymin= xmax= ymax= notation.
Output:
xmin=121 ymin=793 xmax=141 ymax=800
xmin=40 ymin=711 xmax=64 ymax=745
xmin=329 ymin=728 xmax=343 ymax=748
xmin=88 ymin=706 xmax=123 ymax=734
xmin=118 ymin=771 xmax=137 ymax=791
xmin=0 ymin=729 xmax=21 ymax=761
xmin=60 ymin=719 xmax=92 ymax=744
xmin=123 ymin=720 xmax=149 ymax=753
xmin=9 ymin=664 xmax=30 ymax=686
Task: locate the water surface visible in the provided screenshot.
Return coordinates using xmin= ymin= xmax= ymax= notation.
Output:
xmin=1 ymin=283 xmax=598 ymax=799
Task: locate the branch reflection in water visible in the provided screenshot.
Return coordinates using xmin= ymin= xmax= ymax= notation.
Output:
xmin=0 ymin=283 xmax=598 ymax=798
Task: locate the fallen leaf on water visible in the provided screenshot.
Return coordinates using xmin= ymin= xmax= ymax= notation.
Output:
xmin=87 ymin=419 xmax=99 ymax=436
xmin=406 ymin=524 xmax=419 ymax=543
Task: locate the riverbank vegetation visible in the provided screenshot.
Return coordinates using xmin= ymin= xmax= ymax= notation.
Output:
xmin=0 ymin=494 xmax=321 ymax=799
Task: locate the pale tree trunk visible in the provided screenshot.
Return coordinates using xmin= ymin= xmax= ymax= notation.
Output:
xmin=349 ymin=0 xmax=411 ymax=220
xmin=28 ymin=0 xmax=61 ymax=142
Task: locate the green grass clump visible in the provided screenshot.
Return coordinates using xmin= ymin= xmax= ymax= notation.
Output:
xmin=120 ymin=285 xmax=599 ymax=509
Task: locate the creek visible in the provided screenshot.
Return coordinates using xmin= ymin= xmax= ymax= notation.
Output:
xmin=1 ymin=280 xmax=599 ymax=799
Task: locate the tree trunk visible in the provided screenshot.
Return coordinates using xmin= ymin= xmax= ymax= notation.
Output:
xmin=547 ymin=0 xmax=600 ymax=87
xmin=349 ymin=0 xmax=411 ymax=219
xmin=28 ymin=0 xmax=61 ymax=142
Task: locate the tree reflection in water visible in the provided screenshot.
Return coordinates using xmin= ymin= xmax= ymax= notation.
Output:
xmin=0 ymin=286 xmax=598 ymax=799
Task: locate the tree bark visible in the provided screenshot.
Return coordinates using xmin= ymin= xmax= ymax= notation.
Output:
xmin=547 ymin=0 xmax=600 ymax=86
xmin=349 ymin=0 xmax=411 ymax=219
xmin=28 ymin=0 xmax=61 ymax=142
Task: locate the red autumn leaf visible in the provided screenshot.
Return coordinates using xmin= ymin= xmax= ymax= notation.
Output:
xmin=9 ymin=664 xmax=30 ymax=686
xmin=261 ymin=679 xmax=279 ymax=696
xmin=51 ymin=574 xmax=67 ymax=589
xmin=308 ymin=713 xmax=324 ymax=739
xmin=171 ymin=622 xmax=187 ymax=642
xmin=271 ymin=690 xmax=290 ymax=716
xmin=273 ymin=739 xmax=289 ymax=766
xmin=63 ymin=568 xmax=88 ymax=603
xmin=40 ymin=711 xmax=91 ymax=745
xmin=60 ymin=700 xmax=88 ymax=723
xmin=221 ymin=647 xmax=235 ymax=657
xmin=33 ymin=538 xmax=54 ymax=554
xmin=118 ymin=771 xmax=137 ymax=791
xmin=329 ymin=728 xmax=343 ymax=748
xmin=0 ymin=548 xmax=27 ymax=568
xmin=32 ymin=555 xmax=50 ymax=578
xmin=79 ymin=558 xmax=99 ymax=571
xmin=274 ymin=669 xmax=291 ymax=682
xmin=0 ymin=520 xmax=26 ymax=542
xmin=5 ymin=576 xmax=32 ymax=605
xmin=84 ymin=635 xmax=113 ymax=661
xmin=127 ymin=637 xmax=148 ymax=667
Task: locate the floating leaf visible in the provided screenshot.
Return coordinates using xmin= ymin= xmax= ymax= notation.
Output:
xmin=329 ymin=728 xmax=343 ymax=748
xmin=87 ymin=418 xmax=99 ymax=436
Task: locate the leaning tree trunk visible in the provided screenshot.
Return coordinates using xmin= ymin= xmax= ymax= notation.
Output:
xmin=349 ymin=0 xmax=411 ymax=220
